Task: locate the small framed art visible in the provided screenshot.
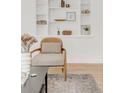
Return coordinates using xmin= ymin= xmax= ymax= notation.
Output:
xmin=66 ymin=12 xmax=76 ymax=21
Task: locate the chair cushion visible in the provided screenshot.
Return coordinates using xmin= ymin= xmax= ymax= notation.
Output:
xmin=32 ymin=53 xmax=64 ymax=66
xmin=41 ymin=42 xmax=61 ymax=53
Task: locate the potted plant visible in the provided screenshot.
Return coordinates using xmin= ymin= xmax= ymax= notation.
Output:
xmin=83 ymin=25 xmax=91 ymax=35
xmin=21 ymin=33 xmax=37 ymax=74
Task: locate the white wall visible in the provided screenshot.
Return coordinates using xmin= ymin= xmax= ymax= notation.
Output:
xmin=21 ymin=0 xmax=36 ymax=35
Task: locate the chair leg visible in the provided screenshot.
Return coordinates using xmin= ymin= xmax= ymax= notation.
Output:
xmin=62 ymin=68 xmax=64 ymax=73
xmin=64 ymin=64 xmax=67 ymax=81
xmin=45 ymin=73 xmax=47 ymax=93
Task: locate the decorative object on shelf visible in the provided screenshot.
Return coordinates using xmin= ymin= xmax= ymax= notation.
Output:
xmin=54 ymin=19 xmax=66 ymax=21
xmin=66 ymin=4 xmax=70 ymax=8
xmin=57 ymin=30 xmax=60 ymax=35
xmin=81 ymin=25 xmax=91 ymax=35
xmin=37 ymin=15 xmax=47 ymax=25
xmin=66 ymin=12 xmax=76 ymax=21
xmin=57 ymin=26 xmax=61 ymax=35
xmin=62 ymin=30 xmax=72 ymax=35
xmin=37 ymin=20 xmax=47 ymax=25
xmin=81 ymin=9 xmax=90 ymax=15
xmin=61 ymin=0 xmax=65 ymax=7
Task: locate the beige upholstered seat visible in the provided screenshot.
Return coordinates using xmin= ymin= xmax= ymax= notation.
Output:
xmin=32 ymin=54 xmax=64 ymax=66
xmin=31 ymin=37 xmax=67 ymax=81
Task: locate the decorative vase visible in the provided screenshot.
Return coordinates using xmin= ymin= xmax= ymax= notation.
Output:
xmin=57 ymin=30 xmax=60 ymax=35
xmin=21 ymin=53 xmax=31 ymax=74
xmin=61 ymin=0 xmax=65 ymax=7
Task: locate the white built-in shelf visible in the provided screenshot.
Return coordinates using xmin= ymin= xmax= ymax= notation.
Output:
xmin=49 ymin=7 xmax=61 ymax=9
xmin=49 ymin=21 xmax=66 ymax=24
xmin=36 ymin=0 xmax=92 ymax=37
xmin=49 ymin=7 xmax=75 ymax=10
xmin=80 ymin=0 xmax=91 ymax=36
xmin=35 ymin=34 xmax=94 ymax=39
xmin=81 ymin=14 xmax=90 ymax=16
xmin=81 ymin=4 xmax=89 ymax=6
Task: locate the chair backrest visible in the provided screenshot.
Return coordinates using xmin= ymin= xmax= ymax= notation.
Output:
xmin=41 ymin=37 xmax=63 ymax=54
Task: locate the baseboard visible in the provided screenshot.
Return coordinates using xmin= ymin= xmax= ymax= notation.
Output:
xmin=67 ymin=58 xmax=103 ymax=64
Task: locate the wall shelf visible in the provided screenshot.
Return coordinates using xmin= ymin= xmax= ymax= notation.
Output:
xmin=36 ymin=0 xmax=91 ymax=36
xmin=49 ymin=7 xmax=72 ymax=9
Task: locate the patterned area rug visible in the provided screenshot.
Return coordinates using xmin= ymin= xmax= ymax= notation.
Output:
xmin=48 ymin=74 xmax=102 ymax=93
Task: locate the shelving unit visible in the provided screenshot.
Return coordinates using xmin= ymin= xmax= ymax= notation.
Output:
xmin=36 ymin=0 xmax=91 ymax=36
xmin=36 ymin=0 xmax=48 ymax=35
xmin=80 ymin=0 xmax=91 ymax=35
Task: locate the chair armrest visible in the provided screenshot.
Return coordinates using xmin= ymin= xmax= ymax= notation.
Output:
xmin=30 ymin=48 xmax=41 ymax=54
xmin=62 ymin=48 xmax=66 ymax=55
xmin=62 ymin=48 xmax=67 ymax=65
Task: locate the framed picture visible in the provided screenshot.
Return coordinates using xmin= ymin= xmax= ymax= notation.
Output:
xmin=66 ymin=12 xmax=76 ymax=21
xmin=81 ymin=25 xmax=91 ymax=35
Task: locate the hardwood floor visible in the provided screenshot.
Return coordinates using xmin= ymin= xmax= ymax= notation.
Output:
xmin=48 ymin=63 xmax=103 ymax=91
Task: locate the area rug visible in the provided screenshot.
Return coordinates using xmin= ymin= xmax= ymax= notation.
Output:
xmin=48 ymin=74 xmax=102 ymax=93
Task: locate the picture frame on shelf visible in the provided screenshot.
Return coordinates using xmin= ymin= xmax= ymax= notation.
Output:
xmin=81 ymin=25 xmax=91 ymax=35
xmin=66 ymin=12 xmax=76 ymax=21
